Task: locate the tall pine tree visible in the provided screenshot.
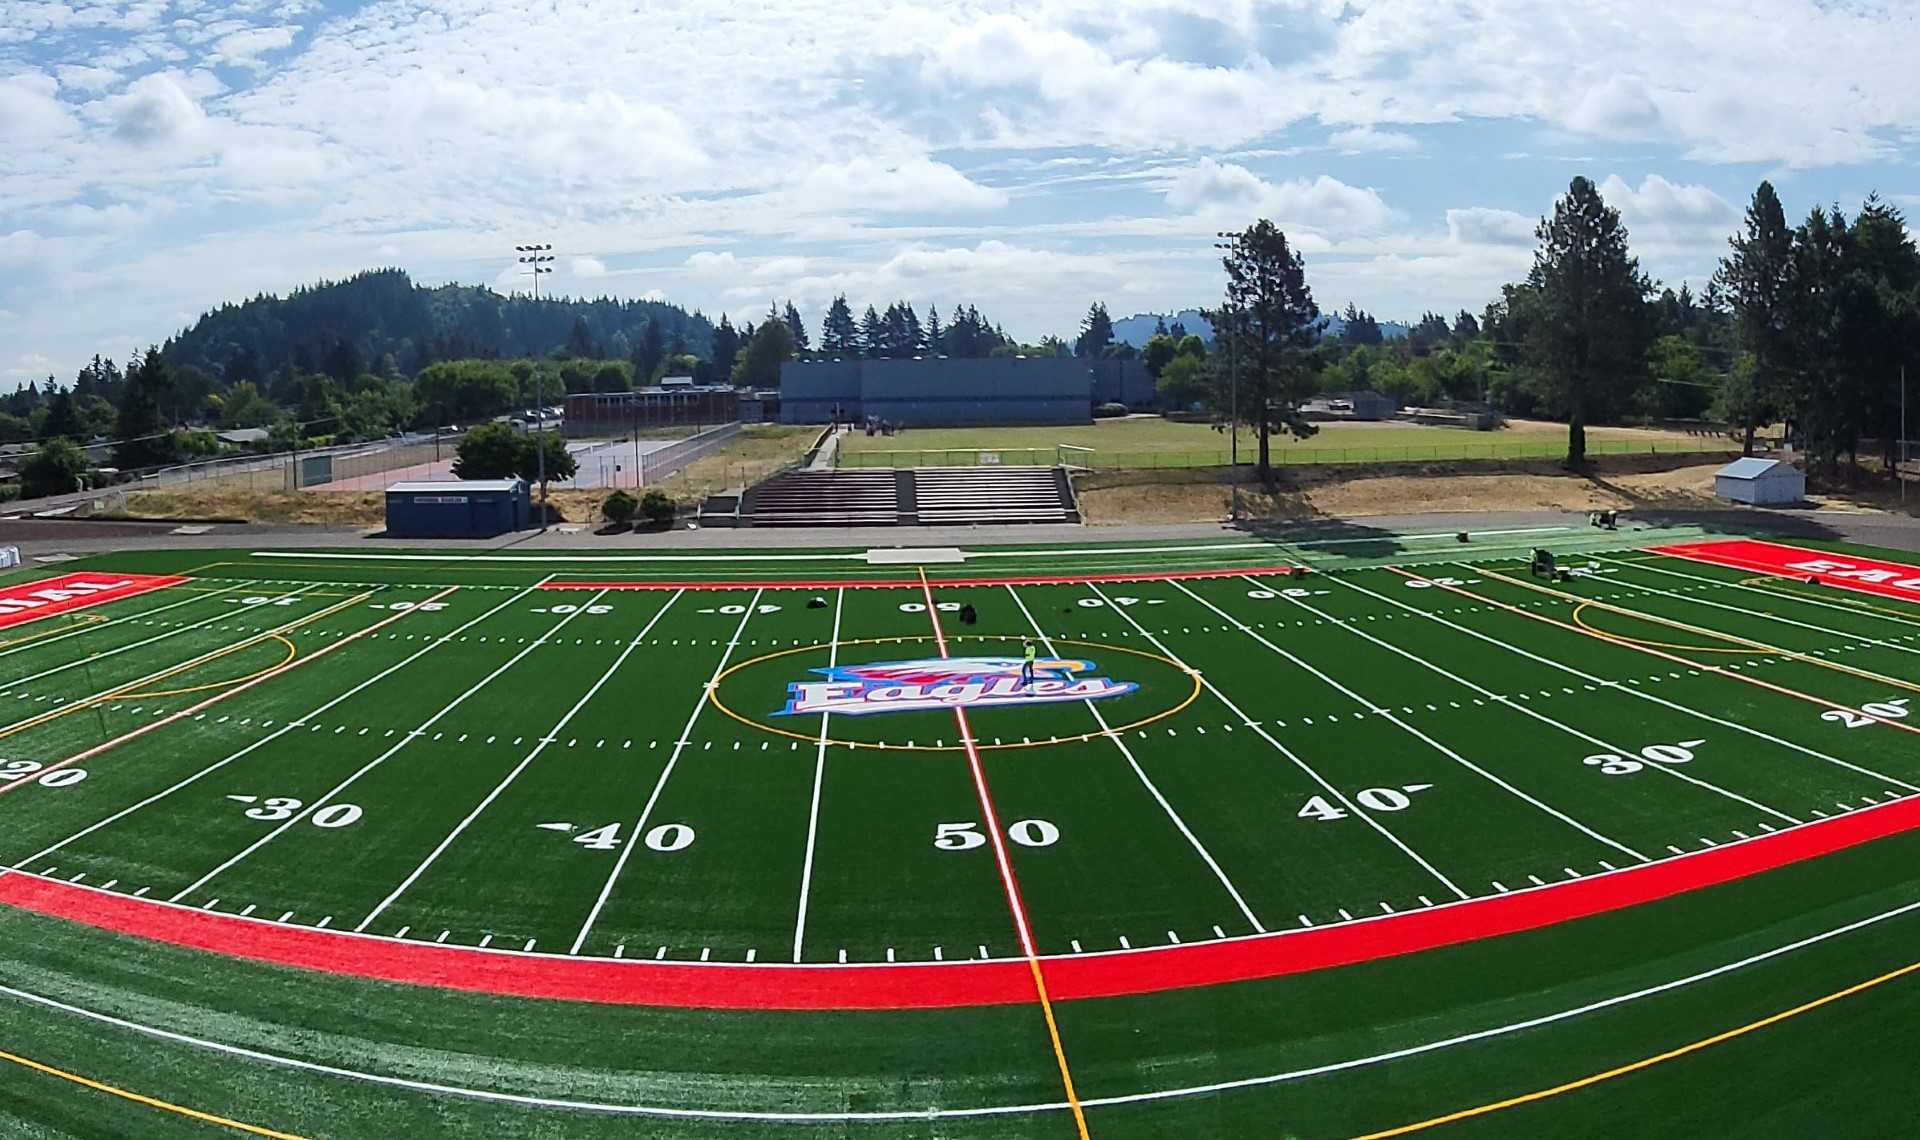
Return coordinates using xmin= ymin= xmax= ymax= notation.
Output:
xmin=1713 ymin=181 xmax=1797 ymax=456
xmin=1523 ymin=177 xmax=1654 ymax=467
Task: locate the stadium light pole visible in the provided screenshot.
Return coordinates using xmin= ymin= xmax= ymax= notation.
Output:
xmin=514 ymin=242 xmax=555 ymax=529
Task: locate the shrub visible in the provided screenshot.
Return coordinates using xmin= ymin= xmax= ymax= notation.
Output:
xmin=1095 ymin=402 xmax=1129 ymax=418
xmin=0 ymin=483 xmax=19 ymax=503
xmin=640 ymin=490 xmax=675 ymax=528
xmin=602 ymin=489 xmax=637 ymax=527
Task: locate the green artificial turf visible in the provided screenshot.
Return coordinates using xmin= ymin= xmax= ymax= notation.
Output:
xmin=2 ymin=532 xmax=1920 ymax=1137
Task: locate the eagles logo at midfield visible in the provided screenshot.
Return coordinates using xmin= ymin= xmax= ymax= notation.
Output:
xmin=776 ymin=656 xmax=1137 ymax=717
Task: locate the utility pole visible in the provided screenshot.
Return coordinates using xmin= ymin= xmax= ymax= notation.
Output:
xmin=1902 ymin=365 xmax=1908 ymax=508
xmin=1214 ymin=233 xmax=1241 ymax=468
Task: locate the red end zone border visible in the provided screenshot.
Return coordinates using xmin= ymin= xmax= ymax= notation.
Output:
xmin=5 ymin=788 xmax=1919 ymax=1010
xmin=1649 ymin=539 xmax=1920 ymax=605
xmin=538 ymin=565 xmax=1302 ymax=591
xmin=0 ymin=572 xmax=187 ymax=631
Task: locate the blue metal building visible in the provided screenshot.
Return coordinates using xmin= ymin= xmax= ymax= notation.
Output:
xmin=384 ymin=479 xmax=530 ymax=538
xmin=779 ymin=357 xmax=1152 ymax=426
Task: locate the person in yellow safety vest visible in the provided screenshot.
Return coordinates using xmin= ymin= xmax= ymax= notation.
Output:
xmin=1021 ymin=637 xmax=1038 ymax=687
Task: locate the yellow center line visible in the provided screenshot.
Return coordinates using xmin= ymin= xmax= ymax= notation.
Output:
xmin=0 ymin=1046 xmax=308 ymax=1139
xmin=1350 ymin=955 xmax=1920 ymax=1139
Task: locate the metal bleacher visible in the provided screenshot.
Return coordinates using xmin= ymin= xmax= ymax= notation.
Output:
xmin=738 ymin=466 xmax=1078 ymax=527
xmin=911 ymin=466 xmax=1076 ymax=525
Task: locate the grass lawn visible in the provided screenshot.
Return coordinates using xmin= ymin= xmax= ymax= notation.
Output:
xmin=838 ymin=416 xmax=1733 ymax=468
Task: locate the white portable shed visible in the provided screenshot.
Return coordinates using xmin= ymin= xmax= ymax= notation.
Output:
xmin=1714 ymin=457 xmax=1805 ymax=505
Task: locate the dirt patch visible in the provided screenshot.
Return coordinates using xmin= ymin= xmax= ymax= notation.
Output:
xmin=1077 ymin=454 xmax=1733 ymax=525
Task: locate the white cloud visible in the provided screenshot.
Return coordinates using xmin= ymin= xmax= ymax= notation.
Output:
xmin=1445 ymin=207 xmax=1535 ymax=248
xmin=1566 ymin=77 xmax=1664 ymax=137
xmin=105 ymin=72 xmax=206 ymax=145
xmin=1162 ymin=160 xmax=1396 ymax=236
xmin=795 ymin=158 xmax=1006 ymax=212
xmin=210 ymin=26 xmax=298 ymax=68
xmin=684 ymin=251 xmax=738 ymax=273
xmin=1597 ymin=174 xmax=1739 ymax=248
xmin=0 ymin=230 xmax=41 ymax=265
xmin=55 ymin=65 xmax=121 ymax=93
xmin=571 ymin=256 xmax=608 ymax=278
xmin=0 ymin=72 xmax=78 ymax=141
xmin=1328 ymin=125 xmax=1419 ymax=154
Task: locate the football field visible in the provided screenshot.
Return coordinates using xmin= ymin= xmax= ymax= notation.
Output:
xmin=5 ymin=529 xmax=1920 ymax=1137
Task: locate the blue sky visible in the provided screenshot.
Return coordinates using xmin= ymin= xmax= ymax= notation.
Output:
xmin=2 ymin=0 xmax=1916 ymax=390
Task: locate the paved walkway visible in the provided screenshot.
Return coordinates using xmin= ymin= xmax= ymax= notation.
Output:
xmin=9 ymin=507 xmax=1920 ymax=563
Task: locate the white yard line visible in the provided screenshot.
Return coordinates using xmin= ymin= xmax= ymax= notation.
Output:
xmin=0 ymin=583 xmax=313 ymax=701
xmin=166 ymin=582 xmax=598 ymax=903
xmin=1597 ymin=555 xmax=1920 ymax=658
xmin=1272 ymin=574 xmax=1799 ymax=825
xmin=1086 ymin=579 xmax=1469 ymax=900
xmin=5 ymin=887 xmax=1915 ymax=1122
xmin=1332 ymin=573 xmax=1919 ymax=794
xmin=1006 ymin=584 xmax=1266 ymax=932
xmin=0 ymin=582 xmax=247 ymax=663
xmin=1247 ymin=572 xmax=1805 ymax=827
xmin=568 ymin=589 xmax=764 ymax=956
xmin=790 ymin=587 xmax=844 ymax=962
xmin=1179 ymin=578 xmax=1647 ymax=862
xmin=3 ymin=584 xmax=542 ymax=871
xmin=354 ymin=589 xmax=683 ymax=934
xmin=1623 ymin=556 xmax=1920 ymax=632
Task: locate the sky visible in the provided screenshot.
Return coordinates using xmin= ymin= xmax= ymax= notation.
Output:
xmin=2 ymin=0 xmax=1917 ymax=390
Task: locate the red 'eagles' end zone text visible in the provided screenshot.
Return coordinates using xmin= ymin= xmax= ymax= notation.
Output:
xmin=0 ymin=572 xmax=188 ymax=631
xmin=1648 ymin=540 xmax=1920 ymax=604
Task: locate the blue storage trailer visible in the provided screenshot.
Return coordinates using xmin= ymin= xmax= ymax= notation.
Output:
xmin=384 ymin=479 xmax=530 ymax=538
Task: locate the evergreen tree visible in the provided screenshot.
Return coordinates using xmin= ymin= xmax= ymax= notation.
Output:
xmin=709 ymin=314 xmax=741 ymax=375
xmin=783 ymin=301 xmax=810 ymax=353
xmin=926 ymin=304 xmax=944 ymax=353
xmin=112 ymin=347 xmax=181 ymax=468
xmin=1523 ymin=177 xmax=1655 ymax=467
xmin=322 ymin=336 xmax=363 ymax=382
xmin=42 ymin=385 xmax=83 ymax=440
xmin=1712 ymin=182 xmax=1796 ymax=455
xmin=633 ymin=322 xmax=666 ymax=382
xmin=1451 ymin=310 xmax=1481 ymax=343
xmin=1075 ymin=302 xmax=1115 ymax=357
xmin=1154 ymin=315 xmax=1169 ymax=337
xmin=1169 ymin=320 xmax=1188 ymax=341
xmin=565 ymin=315 xmax=598 ymax=359
xmin=859 ymin=305 xmax=885 ymax=358
xmin=820 ymin=295 xmax=859 ymax=356
xmin=1214 ymin=219 xmax=1326 ymax=480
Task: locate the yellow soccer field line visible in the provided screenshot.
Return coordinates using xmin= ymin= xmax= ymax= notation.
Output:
xmin=0 ymin=592 xmax=371 ymax=742
xmin=1569 ymin=602 xmax=1755 ymax=654
xmin=1477 ymin=565 xmax=1920 ymax=695
xmin=706 ymin=633 xmax=1200 ymax=752
xmin=0 ymin=1045 xmax=308 ymax=1139
xmin=0 ymin=613 xmax=107 ymax=649
xmin=1350 ymin=954 xmax=1920 ymax=1139
xmin=1739 ymin=574 xmax=1920 ymax=623
xmin=120 ymin=634 xmax=297 ymax=700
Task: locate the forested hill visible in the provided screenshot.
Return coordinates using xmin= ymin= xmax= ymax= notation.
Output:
xmin=160 ymin=269 xmax=715 ymax=383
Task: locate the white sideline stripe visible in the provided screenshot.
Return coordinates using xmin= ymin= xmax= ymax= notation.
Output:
xmin=4 ymin=891 xmax=1917 ymax=1122
xmin=0 ymin=583 xmax=237 ymax=663
xmin=1006 ymin=584 xmax=1265 ymax=932
xmin=1188 ymin=577 xmax=1646 ymax=863
xmin=354 ymin=589 xmax=681 ymax=934
xmin=570 ymin=590 xmax=763 ymax=955
xmin=0 ymin=582 xmax=307 ymax=712
xmin=167 ymin=580 xmax=590 ymax=902
xmin=1304 ymin=574 xmax=1800 ymax=826
xmin=1342 ymin=572 xmax=1918 ymax=795
xmin=1085 ymin=579 xmax=1469 ymax=900
xmin=1597 ymin=556 xmax=1920 ymax=659
xmin=5 ymin=584 xmax=542 ymax=872
xmin=791 ymin=587 xmax=844 ymax=962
